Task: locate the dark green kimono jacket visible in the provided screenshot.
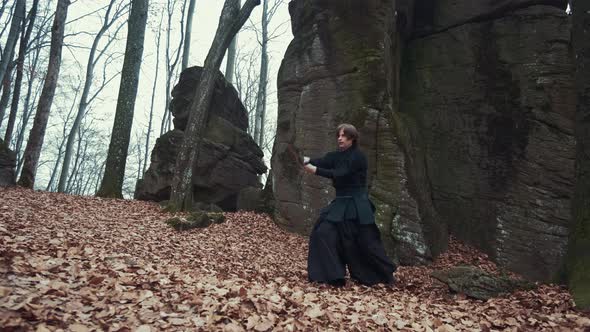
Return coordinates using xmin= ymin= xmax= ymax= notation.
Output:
xmin=309 ymin=146 xmax=376 ymax=224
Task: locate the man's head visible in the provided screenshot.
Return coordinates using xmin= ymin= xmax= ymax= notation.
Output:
xmin=336 ymin=123 xmax=358 ymax=150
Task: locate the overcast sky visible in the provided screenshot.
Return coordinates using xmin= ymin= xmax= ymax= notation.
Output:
xmin=67 ymin=0 xmax=292 ymax=131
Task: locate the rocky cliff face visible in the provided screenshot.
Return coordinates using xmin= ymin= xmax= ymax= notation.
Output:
xmin=135 ymin=67 xmax=267 ymax=211
xmin=399 ymin=2 xmax=573 ymax=281
xmin=271 ymin=0 xmax=573 ymax=280
xmin=270 ymin=0 xmax=437 ymax=265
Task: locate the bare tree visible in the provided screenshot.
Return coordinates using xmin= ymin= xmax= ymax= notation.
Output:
xmin=169 ymin=0 xmax=261 ymax=211
xmin=224 ymin=0 xmax=240 ymax=83
xmin=0 ymin=0 xmax=24 ymax=93
xmin=96 ymin=0 xmax=148 ymax=198
xmin=15 ymin=77 xmax=44 ymax=176
xmin=18 ymin=0 xmax=70 ymax=188
xmin=233 ymin=45 xmax=260 ymax=133
xmin=132 ymin=130 xmax=145 ymax=184
xmin=0 ymin=55 xmax=15 ymax=128
xmin=251 ymin=0 xmax=285 ymax=147
xmin=0 ymin=0 xmax=15 ymax=45
xmin=181 ymin=0 xmax=196 ymax=70
xmin=57 ymin=0 xmax=128 ymax=193
xmin=253 ymin=0 xmax=268 ymax=146
xmin=14 ymin=43 xmax=46 ymax=171
xmin=160 ymin=0 xmax=186 ymax=136
xmin=0 ymin=0 xmax=11 ymax=25
xmin=45 ymin=94 xmax=78 ymax=191
xmin=66 ymin=124 xmax=86 ymax=192
xmin=144 ymin=9 xmax=165 ymax=175
xmin=568 ymin=0 xmax=590 ymax=310
xmin=4 ymin=0 xmax=39 ymax=143
xmin=8 ymin=5 xmax=54 ymax=149
xmin=59 ymin=116 xmax=106 ymax=195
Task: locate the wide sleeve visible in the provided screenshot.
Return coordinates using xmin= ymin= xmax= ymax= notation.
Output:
xmin=309 ymin=152 xmax=334 ymax=169
xmin=315 ymin=150 xmax=366 ymax=179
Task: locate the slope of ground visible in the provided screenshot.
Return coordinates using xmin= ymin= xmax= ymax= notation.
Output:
xmin=1 ymin=187 xmax=589 ymax=331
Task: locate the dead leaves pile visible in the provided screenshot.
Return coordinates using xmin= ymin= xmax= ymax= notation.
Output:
xmin=0 ymin=187 xmax=589 ymax=331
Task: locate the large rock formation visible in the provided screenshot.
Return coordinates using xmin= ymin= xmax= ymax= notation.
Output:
xmin=568 ymin=0 xmax=590 ymax=308
xmin=0 ymin=139 xmax=16 ymax=187
xmin=270 ymin=0 xmax=573 ymax=280
xmin=270 ymin=0 xmax=438 ymax=265
xmin=135 ymin=67 xmax=267 ymax=211
xmin=398 ymin=1 xmax=573 ymax=281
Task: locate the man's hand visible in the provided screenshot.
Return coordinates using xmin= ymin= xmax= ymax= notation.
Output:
xmin=303 ymin=156 xmax=310 ymax=165
xmin=304 ymin=164 xmax=316 ymax=174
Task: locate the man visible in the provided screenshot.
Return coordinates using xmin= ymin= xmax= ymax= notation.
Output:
xmin=303 ymin=123 xmax=396 ymax=286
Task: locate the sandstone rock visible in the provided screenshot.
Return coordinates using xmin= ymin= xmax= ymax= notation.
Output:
xmin=410 ymin=0 xmax=568 ymax=37
xmin=166 ymin=211 xmax=226 ymax=231
xmin=0 ymin=139 xmax=16 ymax=187
xmin=400 ymin=5 xmax=574 ymax=280
xmin=270 ymin=0 xmax=435 ymax=265
xmin=236 ymin=186 xmax=263 ymax=212
xmin=271 ymin=0 xmax=573 ymax=281
xmin=431 ymin=266 xmax=534 ymax=300
xmin=569 ymin=0 xmax=590 ymax=309
xmin=170 ymin=66 xmax=248 ymax=131
xmin=135 ymin=67 xmax=267 ymax=210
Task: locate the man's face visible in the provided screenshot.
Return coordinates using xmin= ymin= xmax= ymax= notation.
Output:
xmin=337 ymin=129 xmax=353 ymax=150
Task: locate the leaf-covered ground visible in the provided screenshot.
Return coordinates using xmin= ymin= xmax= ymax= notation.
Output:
xmin=1 ymin=187 xmax=589 ymax=331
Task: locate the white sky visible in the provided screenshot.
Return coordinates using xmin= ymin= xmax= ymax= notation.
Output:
xmin=66 ymin=0 xmax=292 ymax=133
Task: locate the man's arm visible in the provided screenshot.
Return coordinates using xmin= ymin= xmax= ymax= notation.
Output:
xmin=307 ymin=152 xmax=334 ymax=169
xmin=315 ymin=151 xmax=366 ymax=179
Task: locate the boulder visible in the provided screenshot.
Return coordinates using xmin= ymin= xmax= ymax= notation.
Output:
xmin=170 ymin=66 xmax=248 ymax=131
xmin=271 ymin=0 xmax=574 ymax=280
xmin=399 ymin=4 xmax=574 ymax=280
xmin=135 ymin=67 xmax=267 ymax=211
xmin=236 ymin=186 xmax=263 ymax=212
xmin=166 ymin=211 xmax=226 ymax=231
xmin=431 ymin=266 xmax=534 ymax=300
xmin=269 ymin=0 xmax=436 ymax=265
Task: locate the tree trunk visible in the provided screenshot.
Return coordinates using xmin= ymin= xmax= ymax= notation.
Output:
xmin=0 ymin=56 xmax=15 ymax=132
xmin=568 ymin=0 xmax=590 ymax=310
xmin=4 ymin=0 xmax=38 ymax=143
xmin=254 ymin=0 xmax=268 ymax=147
xmin=45 ymin=86 xmax=77 ymax=191
xmin=169 ymin=0 xmax=260 ymax=211
xmin=96 ymin=0 xmax=148 ymax=198
xmin=181 ymin=0 xmax=196 ymax=70
xmin=160 ymin=0 xmax=186 ymax=136
xmin=46 ymin=137 xmax=66 ymax=191
xmin=67 ymin=126 xmax=85 ymax=193
xmin=14 ymin=50 xmax=42 ymax=174
xmin=17 ymin=0 xmax=69 ymax=189
xmin=224 ymin=0 xmax=240 ymax=84
xmin=0 ymin=0 xmax=10 ymax=24
xmin=0 ymin=0 xmax=24 ymax=93
xmin=144 ymin=11 xmax=164 ymax=175
xmin=12 ymin=13 xmax=44 ymax=162
xmin=58 ymin=0 xmax=119 ymax=193
xmin=93 ymin=159 xmax=106 ymax=194
xmin=81 ymin=164 xmax=94 ymax=194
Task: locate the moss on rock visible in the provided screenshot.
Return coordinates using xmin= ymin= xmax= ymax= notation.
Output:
xmin=165 ymin=211 xmax=226 ymax=231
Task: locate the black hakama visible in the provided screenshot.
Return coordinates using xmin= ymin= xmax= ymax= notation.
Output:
xmin=307 ymin=216 xmax=396 ymax=286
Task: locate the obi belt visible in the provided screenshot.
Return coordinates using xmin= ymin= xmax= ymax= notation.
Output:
xmin=320 ymin=188 xmax=376 ymax=225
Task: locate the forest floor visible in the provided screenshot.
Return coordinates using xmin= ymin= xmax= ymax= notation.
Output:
xmin=1 ymin=187 xmax=589 ymax=331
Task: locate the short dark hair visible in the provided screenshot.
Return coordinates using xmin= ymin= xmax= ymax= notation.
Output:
xmin=336 ymin=123 xmax=359 ymax=146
